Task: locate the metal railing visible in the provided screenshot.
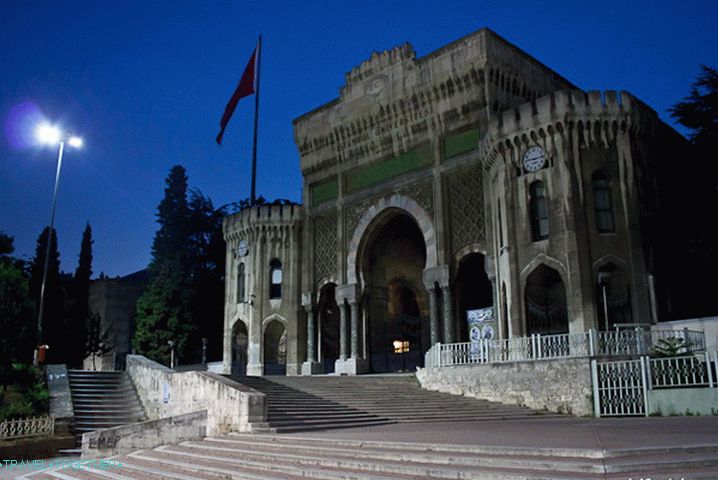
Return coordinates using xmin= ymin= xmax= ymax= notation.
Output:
xmin=647 ymin=352 xmax=716 ymax=389
xmin=424 ymin=328 xmax=706 ymax=369
xmin=0 ymin=415 xmax=54 ymax=439
xmin=591 ymin=352 xmax=717 ymax=417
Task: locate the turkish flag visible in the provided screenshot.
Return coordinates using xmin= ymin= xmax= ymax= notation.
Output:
xmin=216 ymin=47 xmax=257 ymax=145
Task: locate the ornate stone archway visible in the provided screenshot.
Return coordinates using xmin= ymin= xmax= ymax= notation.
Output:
xmin=347 ymin=194 xmax=437 ymax=286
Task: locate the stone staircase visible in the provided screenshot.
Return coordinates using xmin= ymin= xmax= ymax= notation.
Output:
xmin=27 ymin=433 xmax=718 ymax=479
xmin=233 ymin=374 xmax=559 ymax=432
xmin=67 ymin=369 xmax=145 ymax=446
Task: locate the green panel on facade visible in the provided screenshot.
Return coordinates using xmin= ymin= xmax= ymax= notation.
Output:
xmin=444 ymin=128 xmax=479 ymax=159
xmin=310 ymin=179 xmax=338 ymax=206
xmin=345 ymin=145 xmax=432 ymax=193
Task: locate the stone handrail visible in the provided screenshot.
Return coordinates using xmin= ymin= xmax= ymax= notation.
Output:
xmin=0 ymin=415 xmax=54 ymax=439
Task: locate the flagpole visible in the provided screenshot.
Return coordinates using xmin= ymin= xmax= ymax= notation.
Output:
xmin=250 ymin=34 xmax=261 ymax=206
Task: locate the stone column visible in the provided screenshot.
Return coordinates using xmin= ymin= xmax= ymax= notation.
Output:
xmin=441 ymin=284 xmax=454 ymax=344
xmin=339 ymin=300 xmax=348 ymax=360
xmin=423 ymin=265 xmax=450 ymax=346
xmin=306 ymin=308 xmax=316 ymax=362
xmin=350 ymin=300 xmax=359 ymax=359
xmin=427 ymin=285 xmax=440 ymax=347
xmin=345 ymin=298 xmax=369 ymax=374
xmin=301 ymin=292 xmax=322 ymax=375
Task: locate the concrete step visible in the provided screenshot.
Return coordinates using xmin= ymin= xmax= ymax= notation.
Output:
xmin=68 ymin=370 xmax=146 ymax=444
xmin=151 ymin=441 xmax=599 ymax=479
xmin=22 ymin=431 xmax=718 ymax=480
xmin=231 ymin=373 xmax=560 ymax=432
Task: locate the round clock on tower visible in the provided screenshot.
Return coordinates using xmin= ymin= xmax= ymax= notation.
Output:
xmin=522 ymin=146 xmax=547 ymax=173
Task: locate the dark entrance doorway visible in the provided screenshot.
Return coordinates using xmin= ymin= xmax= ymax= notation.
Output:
xmin=263 ymin=319 xmax=286 ymax=375
xmin=596 ymin=263 xmax=632 ymax=330
xmin=231 ymin=320 xmax=248 ymax=376
xmin=362 ymin=212 xmax=428 ymax=372
xmin=455 ymin=253 xmax=494 ymax=342
xmin=525 ymin=264 xmax=568 ymax=335
xmin=318 ymin=283 xmax=339 ymax=373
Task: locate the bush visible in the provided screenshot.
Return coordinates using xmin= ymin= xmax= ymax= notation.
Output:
xmin=0 ymin=364 xmax=48 ymax=421
xmin=651 ymin=337 xmax=691 ymax=357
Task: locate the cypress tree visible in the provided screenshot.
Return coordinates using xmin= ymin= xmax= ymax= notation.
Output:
xmin=68 ymin=223 xmax=93 ymax=368
xmin=134 ymin=166 xmax=195 ymax=364
xmin=187 ymin=190 xmax=226 ymax=361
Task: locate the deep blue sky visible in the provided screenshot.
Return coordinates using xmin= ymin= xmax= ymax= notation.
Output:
xmin=1 ymin=1 xmax=716 ymax=278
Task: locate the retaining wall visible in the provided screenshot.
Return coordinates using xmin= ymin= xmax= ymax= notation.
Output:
xmin=416 ymin=357 xmax=593 ymax=416
xmin=81 ymin=410 xmax=206 ymax=458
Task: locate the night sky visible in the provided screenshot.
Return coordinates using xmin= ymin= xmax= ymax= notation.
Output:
xmin=1 ymin=1 xmax=716 ymax=278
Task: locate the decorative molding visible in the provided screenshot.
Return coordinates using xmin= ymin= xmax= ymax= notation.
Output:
xmin=448 ymin=165 xmax=485 ymax=255
xmin=344 ymin=180 xmax=433 ymax=245
xmin=313 ymin=212 xmax=338 ymax=284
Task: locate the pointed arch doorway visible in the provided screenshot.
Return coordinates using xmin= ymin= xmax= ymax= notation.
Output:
xmin=360 ymin=211 xmax=429 ymax=373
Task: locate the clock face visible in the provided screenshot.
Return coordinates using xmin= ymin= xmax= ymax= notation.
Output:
xmin=237 ymin=239 xmax=248 ymax=257
xmin=523 ymin=146 xmax=546 ymax=173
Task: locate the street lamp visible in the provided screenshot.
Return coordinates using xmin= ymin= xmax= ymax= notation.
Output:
xmin=34 ymin=123 xmax=83 ymax=364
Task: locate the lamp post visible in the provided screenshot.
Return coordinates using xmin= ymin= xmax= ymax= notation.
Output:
xmin=34 ymin=124 xmax=83 ymax=364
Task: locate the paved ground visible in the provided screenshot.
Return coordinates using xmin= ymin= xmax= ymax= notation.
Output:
xmin=284 ymin=415 xmax=718 ymax=451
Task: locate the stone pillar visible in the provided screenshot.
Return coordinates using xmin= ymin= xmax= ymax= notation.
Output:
xmin=441 ymin=283 xmax=454 ymax=344
xmin=301 ymin=293 xmax=322 ymax=375
xmin=344 ymin=299 xmax=369 ymax=374
xmin=427 ymin=285 xmax=440 ymax=347
xmin=424 ymin=265 xmax=450 ymax=346
xmin=306 ymin=308 xmax=316 ymax=362
xmin=350 ymin=300 xmax=359 ymax=358
xmin=339 ymin=300 xmax=348 ymax=360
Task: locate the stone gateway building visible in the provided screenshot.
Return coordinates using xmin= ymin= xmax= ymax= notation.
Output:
xmin=221 ymin=28 xmax=683 ymax=377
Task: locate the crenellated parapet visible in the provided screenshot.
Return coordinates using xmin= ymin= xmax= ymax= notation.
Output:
xmin=481 ymin=90 xmax=658 ymax=172
xmin=223 ymin=203 xmax=303 ymax=244
xmin=343 ymin=43 xmax=416 ymax=88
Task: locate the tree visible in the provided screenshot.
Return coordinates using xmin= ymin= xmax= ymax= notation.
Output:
xmin=68 ymin=223 xmax=93 ymax=368
xmin=187 ymin=190 xmax=227 ymax=361
xmin=668 ymin=65 xmax=718 ymax=317
xmin=28 ymin=227 xmax=66 ymax=362
xmin=669 ymin=65 xmax=718 ymax=146
xmin=0 ymin=233 xmax=35 ymax=382
xmin=134 ymin=166 xmax=195 ymax=365
xmin=85 ymin=312 xmax=112 ymax=371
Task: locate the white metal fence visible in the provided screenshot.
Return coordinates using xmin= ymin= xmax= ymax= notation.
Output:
xmin=591 ymin=352 xmax=717 ymax=417
xmin=0 ymin=415 xmax=54 ymax=439
xmin=424 ymin=328 xmax=705 ymax=369
xmin=591 ymin=357 xmax=648 ymax=416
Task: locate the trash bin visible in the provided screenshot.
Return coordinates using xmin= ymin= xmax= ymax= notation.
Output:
xmin=37 ymin=345 xmax=49 ymax=364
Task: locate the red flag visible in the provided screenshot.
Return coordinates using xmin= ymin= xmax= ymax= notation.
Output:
xmin=216 ymin=47 xmax=257 ymax=145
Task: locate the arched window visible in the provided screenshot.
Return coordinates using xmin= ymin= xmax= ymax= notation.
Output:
xmin=529 ymin=181 xmax=549 ymax=241
xmin=236 ymin=263 xmax=245 ymax=303
xmin=592 ymin=171 xmax=615 ymax=233
xmin=269 ymin=259 xmax=282 ymax=299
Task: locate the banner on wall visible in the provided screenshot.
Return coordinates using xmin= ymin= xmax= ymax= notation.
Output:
xmin=467 ymin=307 xmax=496 ymax=361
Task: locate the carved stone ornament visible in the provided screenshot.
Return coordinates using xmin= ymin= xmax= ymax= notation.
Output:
xmin=365 ymin=75 xmax=388 ymax=98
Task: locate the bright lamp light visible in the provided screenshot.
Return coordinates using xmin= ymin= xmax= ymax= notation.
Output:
xmin=35 ymin=124 xmax=61 ymax=145
xmin=68 ymin=136 xmax=83 ymax=148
